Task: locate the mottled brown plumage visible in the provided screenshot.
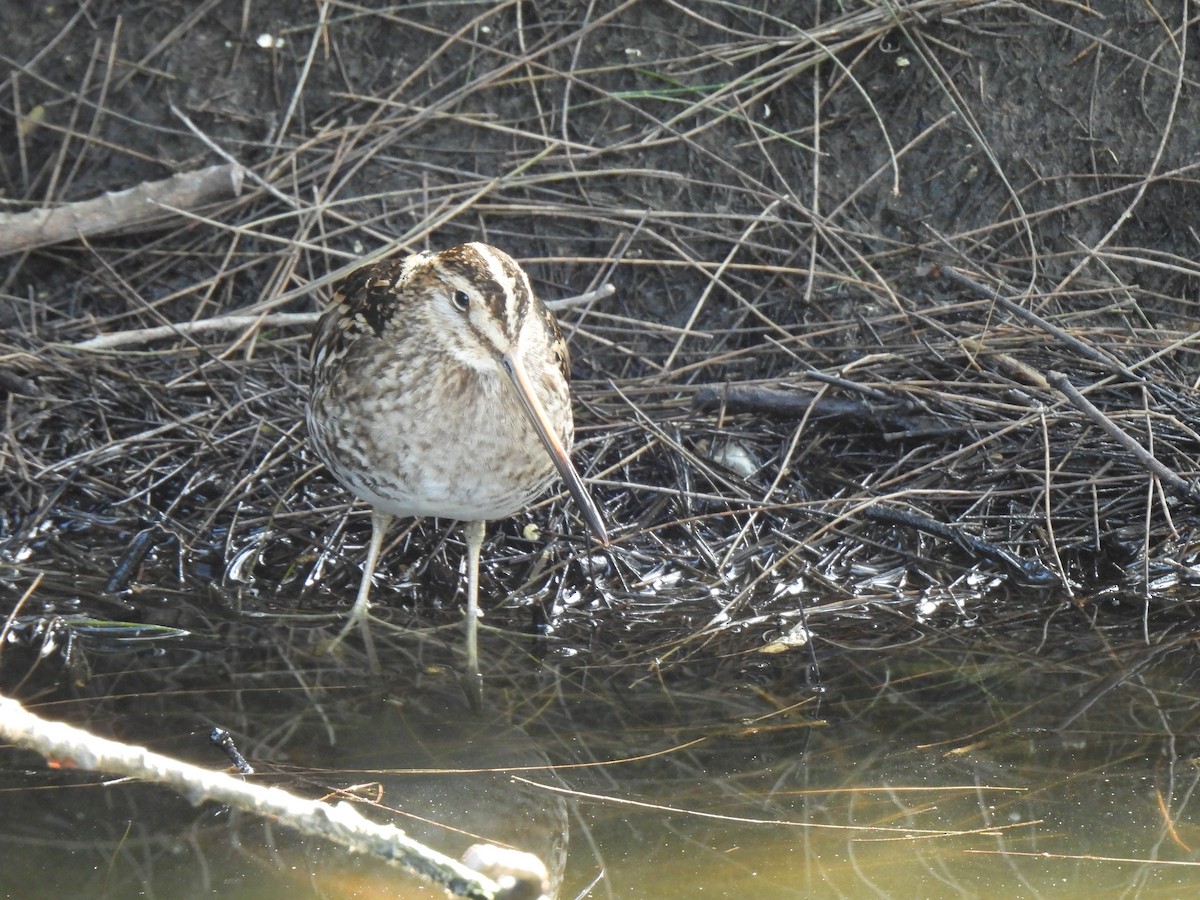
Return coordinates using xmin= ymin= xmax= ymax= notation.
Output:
xmin=306 ymin=242 xmax=606 ymax=683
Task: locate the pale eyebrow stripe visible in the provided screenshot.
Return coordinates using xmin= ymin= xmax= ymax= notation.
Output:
xmin=471 ymin=243 xmax=527 ymax=333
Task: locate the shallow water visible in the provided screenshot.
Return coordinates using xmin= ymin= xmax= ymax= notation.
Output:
xmin=2 ymin=608 xmax=1198 ymax=899
xmin=554 ymin=636 xmax=1200 ymax=898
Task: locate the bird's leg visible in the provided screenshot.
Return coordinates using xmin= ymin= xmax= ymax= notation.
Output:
xmin=463 ymin=519 xmax=486 ymax=704
xmin=326 ymin=508 xmax=390 ymax=674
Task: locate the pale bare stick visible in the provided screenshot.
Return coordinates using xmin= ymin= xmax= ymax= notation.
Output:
xmin=73 ymin=312 xmax=319 ymax=351
xmin=544 ymin=282 xmax=615 ymax=311
xmin=71 ymin=285 xmax=616 ymax=351
xmin=0 ymin=694 xmax=544 ymax=900
xmin=0 ymin=164 xmax=245 ymax=256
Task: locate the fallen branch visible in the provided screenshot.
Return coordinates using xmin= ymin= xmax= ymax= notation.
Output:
xmin=0 ymin=163 xmax=244 ymax=256
xmin=0 ymin=694 xmax=546 ymax=900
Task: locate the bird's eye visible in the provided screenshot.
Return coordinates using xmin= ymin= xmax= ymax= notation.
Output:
xmin=451 ymin=290 xmax=470 ymax=312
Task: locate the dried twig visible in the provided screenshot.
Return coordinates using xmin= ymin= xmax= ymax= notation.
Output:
xmin=938 ymin=266 xmax=1145 ymax=385
xmin=0 ymin=163 xmax=244 ymax=256
xmin=1046 ymin=370 xmax=1200 ymax=504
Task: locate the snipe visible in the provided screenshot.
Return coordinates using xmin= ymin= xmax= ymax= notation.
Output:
xmin=306 ymin=242 xmax=607 ymax=685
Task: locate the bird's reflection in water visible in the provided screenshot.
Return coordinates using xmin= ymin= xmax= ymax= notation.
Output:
xmin=246 ymin=685 xmax=569 ymax=899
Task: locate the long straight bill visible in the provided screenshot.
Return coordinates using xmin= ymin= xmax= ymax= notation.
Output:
xmin=502 ymin=355 xmax=608 ymax=545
